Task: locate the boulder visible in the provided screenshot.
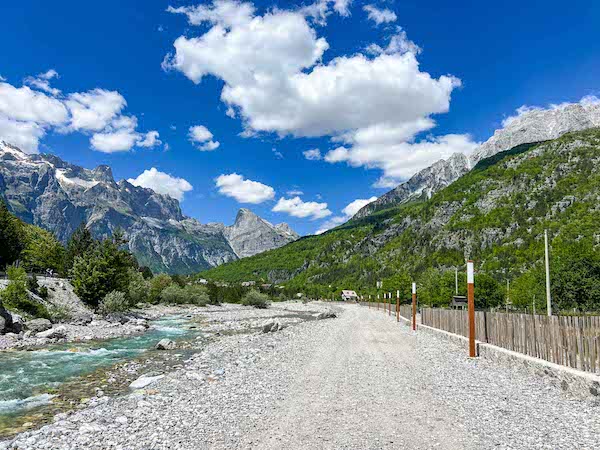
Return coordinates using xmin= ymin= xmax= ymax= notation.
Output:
xmin=36 ymin=325 xmax=67 ymax=339
xmin=26 ymin=318 xmax=53 ymax=333
xmin=71 ymin=313 xmax=93 ymax=326
xmin=262 ymin=321 xmax=275 ymax=333
xmin=262 ymin=321 xmax=284 ymax=333
xmin=106 ymin=313 xmax=130 ymax=324
xmin=315 ymin=310 xmax=337 ymax=320
xmin=155 ymin=339 xmax=176 ymax=350
xmin=0 ymin=303 xmax=13 ymax=334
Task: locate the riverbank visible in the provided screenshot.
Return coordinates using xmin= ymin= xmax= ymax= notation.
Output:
xmin=0 ymin=301 xmax=337 ymax=443
xmin=0 ymin=304 xmax=208 ymax=351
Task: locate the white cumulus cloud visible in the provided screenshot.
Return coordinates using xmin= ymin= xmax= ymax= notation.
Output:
xmin=128 ymin=167 xmax=193 ymax=201
xmin=272 ymin=196 xmax=331 ymax=220
xmin=316 ymin=196 xmax=377 ymax=234
xmin=215 ymin=173 xmax=275 ymax=203
xmin=363 ymin=5 xmax=396 ymax=25
xmin=165 ymin=1 xmax=464 ymax=184
xmin=24 ymin=69 xmax=61 ymax=96
xmin=303 ymin=148 xmax=321 ymax=160
xmin=0 ymin=77 xmax=158 ymax=154
xmin=189 ymin=124 xmax=220 ymax=151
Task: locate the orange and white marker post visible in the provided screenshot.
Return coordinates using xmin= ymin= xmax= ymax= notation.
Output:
xmin=396 ymin=289 xmax=400 ymax=322
xmin=467 ymin=260 xmax=476 ymax=357
xmin=412 ymin=282 xmax=417 ymax=331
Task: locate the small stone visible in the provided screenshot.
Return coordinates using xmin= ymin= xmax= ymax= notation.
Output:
xmin=115 ymin=416 xmax=128 ymax=425
xmin=155 ymin=339 xmax=176 ymax=350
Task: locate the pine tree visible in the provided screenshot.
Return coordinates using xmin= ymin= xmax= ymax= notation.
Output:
xmin=0 ymin=200 xmax=26 ymax=269
xmin=63 ymin=223 xmax=95 ymax=273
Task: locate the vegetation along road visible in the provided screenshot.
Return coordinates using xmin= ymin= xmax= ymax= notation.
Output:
xmin=4 ymin=304 xmax=600 ymax=449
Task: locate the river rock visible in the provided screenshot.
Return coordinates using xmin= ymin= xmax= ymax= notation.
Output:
xmin=26 ymin=318 xmax=53 ymax=333
xmin=37 ymin=325 xmax=67 ymax=339
xmin=155 ymin=339 xmax=176 ymax=350
xmin=130 ymin=375 xmax=164 ymax=390
xmin=315 ymin=310 xmax=337 ymax=320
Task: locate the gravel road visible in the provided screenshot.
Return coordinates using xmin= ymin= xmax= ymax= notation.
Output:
xmin=4 ymin=303 xmax=600 ymax=449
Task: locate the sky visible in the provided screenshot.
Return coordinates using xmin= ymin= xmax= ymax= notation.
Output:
xmin=0 ymin=0 xmax=599 ymax=235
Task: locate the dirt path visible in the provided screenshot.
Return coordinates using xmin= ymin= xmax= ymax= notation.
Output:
xmin=243 ymin=305 xmax=476 ymax=449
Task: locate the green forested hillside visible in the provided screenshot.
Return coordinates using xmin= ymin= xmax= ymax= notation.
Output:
xmin=202 ymin=129 xmax=600 ymax=311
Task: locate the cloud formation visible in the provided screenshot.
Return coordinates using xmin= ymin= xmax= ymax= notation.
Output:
xmin=189 ymin=124 xmax=220 ymax=151
xmin=215 ymin=173 xmax=275 ymax=203
xmin=363 ymin=5 xmax=396 ymax=25
xmin=128 ymin=167 xmax=193 ymax=201
xmin=272 ymin=196 xmax=332 ymax=220
xmin=0 ymin=73 xmax=160 ymax=153
xmin=303 ymin=148 xmax=321 ymax=160
xmin=165 ymin=0 xmax=467 ymax=184
xmin=316 ymin=196 xmax=377 ymax=234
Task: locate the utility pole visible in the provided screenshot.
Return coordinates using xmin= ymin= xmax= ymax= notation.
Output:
xmin=544 ymin=229 xmax=552 ymax=316
xmin=467 ymin=261 xmax=476 ymax=357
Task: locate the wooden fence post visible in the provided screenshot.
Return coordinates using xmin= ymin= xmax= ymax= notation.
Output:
xmin=467 ymin=261 xmax=476 ymax=357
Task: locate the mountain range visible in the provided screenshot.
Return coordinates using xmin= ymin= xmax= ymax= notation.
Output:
xmin=0 ymin=142 xmax=299 ymax=274
xmin=203 ymin=126 xmax=600 ymax=297
xmin=354 ymin=99 xmax=600 ymax=219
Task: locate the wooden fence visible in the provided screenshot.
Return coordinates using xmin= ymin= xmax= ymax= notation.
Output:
xmin=421 ymin=308 xmax=600 ymax=374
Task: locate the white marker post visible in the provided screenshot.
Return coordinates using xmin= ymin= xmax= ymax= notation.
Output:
xmin=412 ymin=282 xmax=417 ymax=331
xmin=396 ymin=289 xmax=400 ymax=322
xmin=467 ymin=261 xmax=476 ymax=357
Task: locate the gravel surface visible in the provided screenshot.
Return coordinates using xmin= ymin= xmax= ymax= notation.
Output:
xmin=3 ymin=303 xmax=600 ymax=449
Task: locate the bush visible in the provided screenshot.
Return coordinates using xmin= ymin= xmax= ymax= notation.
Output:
xmin=0 ymin=265 xmax=49 ymax=318
xmin=148 ymin=274 xmax=173 ymax=304
xmin=160 ymin=284 xmax=209 ymax=306
xmin=98 ymin=291 xmax=129 ymax=315
xmin=71 ymin=238 xmax=136 ymax=308
xmin=241 ymin=290 xmax=270 ymax=309
xmin=128 ymin=269 xmax=149 ymax=304
xmin=47 ymin=304 xmax=73 ymax=322
xmin=160 ymin=285 xmax=187 ymax=304
xmin=185 ymin=285 xmax=209 ymax=306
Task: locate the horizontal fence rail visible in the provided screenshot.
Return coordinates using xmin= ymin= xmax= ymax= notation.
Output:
xmin=421 ymin=308 xmax=600 ymax=374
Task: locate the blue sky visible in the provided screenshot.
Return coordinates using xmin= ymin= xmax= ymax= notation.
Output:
xmin=1 ymin=0 xmax=599 ymax=235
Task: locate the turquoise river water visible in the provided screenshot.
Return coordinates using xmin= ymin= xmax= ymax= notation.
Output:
xmin=0 ymin=316 xmax=194 ymax=428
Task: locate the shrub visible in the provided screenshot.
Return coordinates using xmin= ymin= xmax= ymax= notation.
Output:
xmin=185 ymin=285 xmax=209 ymax=306
xmin=148 ymin=274 xmax=173 ymax=304
xmin=128 ymin=269 xmax=149 ymax=304
xmin=160 ymin=285 xmax=187 ymax=304
xmin=98 ymin=291 xmax=129 ymax=315
xmin=159 ymin=284 xmax=209 ymax=306
xmin=241 ymin=290 xmax=270 ymax=309
xmin=71 ymin=238 xmax=136 ymax=308
xmin=48 ymin=304 xmax=73 ymax=322
xmin=1 ymin=265 xmax=49 ymax=318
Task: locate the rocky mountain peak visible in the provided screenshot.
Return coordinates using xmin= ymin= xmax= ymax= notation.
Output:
xmin=224 ymin=209 xmax=299 ymax=258
xmin=354 ymin=99 xmax=600 ymax=221
xmin=92 ymin=165 xmax=114 ymax=183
